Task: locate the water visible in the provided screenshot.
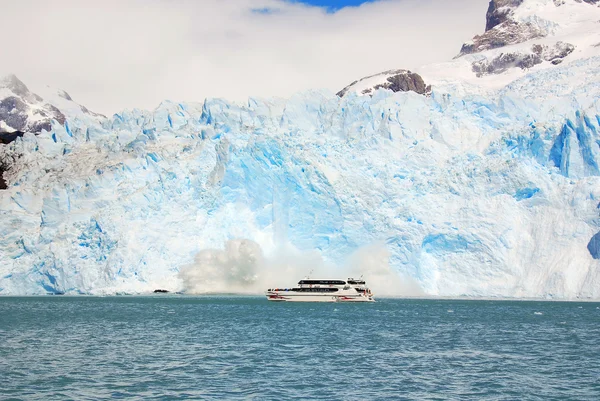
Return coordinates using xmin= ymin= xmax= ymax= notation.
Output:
xmin=1 ymin=297 xmax=599 ymax=400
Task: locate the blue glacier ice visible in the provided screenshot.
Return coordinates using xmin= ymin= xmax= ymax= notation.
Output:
xmin=1 ymin=57 xmax=600 ymax=297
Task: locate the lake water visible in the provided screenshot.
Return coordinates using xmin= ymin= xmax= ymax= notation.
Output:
xmin=1 ymin=296 xmax=599 ymax=400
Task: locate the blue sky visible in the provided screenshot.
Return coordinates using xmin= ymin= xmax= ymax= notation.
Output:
xmin=292 ymin=0 xmax=374 ymax=11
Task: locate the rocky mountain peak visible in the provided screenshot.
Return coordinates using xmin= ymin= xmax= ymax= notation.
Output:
xmin=0 ymin=74 xmax=106 ymax=139
xmin=447 ymin=0 xmax=600 ymax=80
xmin=458 ymin=0 xmax=600 ymax=58
xmin=0 ymin=74 xmax=43 ymax=104
xmin=0 ymin=74 xmax=66 ymax=135
xmin=485 ymin=0 xmax=524 ymax=32
xmin=336 ymin=69 xmax=431 ymax=98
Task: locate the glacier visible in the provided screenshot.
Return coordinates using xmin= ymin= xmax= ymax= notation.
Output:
xmin=1 ymin=56 xmax=600 ymax=297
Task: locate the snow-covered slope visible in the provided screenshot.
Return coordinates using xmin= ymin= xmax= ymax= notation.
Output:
xmin=339 ymin=0 xmax=600 ymax=98
xmin=0 ymin=75 xmax=104 ymax=137
xmin=0 ymin=76 xmax=105 ymax=190
xmin=0 ymin=75 xmax=66 ymax=135
xmin=421 ymin=0 xmax=600 ymax=91
xmin=1 ymin=0 xmax=600 ymax=297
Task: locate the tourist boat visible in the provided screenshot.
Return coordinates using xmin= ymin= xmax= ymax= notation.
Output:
xmin=265 ymin=277 xmax=375 ymax=302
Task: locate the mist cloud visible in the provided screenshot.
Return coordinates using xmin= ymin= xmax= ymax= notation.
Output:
xmin=1 ymin=0 xmax=487 ymax=115
xmin=179 ymin=239 xmax=424 ymax=297
xmin=179 ymin=239 xmax=263 ymax=294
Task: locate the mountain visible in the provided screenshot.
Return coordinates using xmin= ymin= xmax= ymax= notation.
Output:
xmin=1 ymin=0 xmax=600 ymax=297
xmin=454 ymin=0 xmax=600 ymax=76
xmin=0 ymin=76 xmax=105 ymax=190
xmin=338 ymin=0 xmax=600 ymax=98
xmin=336 ymin=70 xmax=431 ymax=97
xmin=0 ymin=74 xmax=104 ymax=138
xmin=420 ymin=0 xmax=600 ymax=88
xmin=0 ymin=74 xmax=66 ymax=135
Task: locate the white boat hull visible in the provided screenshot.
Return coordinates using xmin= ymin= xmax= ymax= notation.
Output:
xmin=265 ymin=290 xmax=374 ymax=302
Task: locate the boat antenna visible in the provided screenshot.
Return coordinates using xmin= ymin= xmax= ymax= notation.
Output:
xmin=305 ymin=269 xmax=314 ymax=279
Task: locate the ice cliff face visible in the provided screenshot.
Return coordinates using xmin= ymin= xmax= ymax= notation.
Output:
xmin=2 ymin=55 xmax=600 ymax=297
xmin=1 ymin=1 xmax=600 ymax=297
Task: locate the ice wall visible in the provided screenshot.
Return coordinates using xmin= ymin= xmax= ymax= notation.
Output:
xmin=1 ymin=57 xmax=600 ymax=297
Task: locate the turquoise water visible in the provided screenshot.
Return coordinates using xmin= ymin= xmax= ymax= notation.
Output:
xmin=1 ymin=297 xmax=599 ymax=400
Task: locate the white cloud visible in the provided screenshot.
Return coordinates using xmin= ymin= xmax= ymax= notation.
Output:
xmin=0 ymin=0 xmax=488 ymax=115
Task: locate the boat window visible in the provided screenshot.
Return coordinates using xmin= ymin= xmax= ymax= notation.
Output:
xmin=293 ymin=287 xmax=339 ymax=292
xmin=347 ymin=280 xmax=365 ymax=285
xmin=298 ymin=280 xmax=346 ymax=285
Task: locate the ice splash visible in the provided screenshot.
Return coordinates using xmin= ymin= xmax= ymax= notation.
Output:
xmin=178 ymin=239 xmax=335 ymax=294
xmin=345 ymin=242 xmax=425 ymax=297
xmin=179 ymin=239 xmax=423 ymax=296
xmin=179 ymin=239 xmax=263 ymax=294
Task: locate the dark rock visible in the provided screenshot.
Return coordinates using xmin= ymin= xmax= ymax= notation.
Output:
xmin=154 ymin=289 xmax=169 ymax=293
xmin=472 ymin=52 xmax=542 ymax=76
xmin=0 ymin=97 xmax=29 ymax=131
xmin=57 ymin=90 xmax=73 ymax=101
xmin=377 ymin=72 xmax=429 ymax=94
xmin=337 ymin=70 xmax=430 ymax=97
xmin=459 ymin=20 xmax=546 ymax=57
xmin=47 ymin=105 xmax=66 ymax=125
xmin=457 ymin=0 xmax=595 ymax=57
xmin=542 ymin=41 xmax=575 ymax=61
xmin=0 ymin=74 xmax=67 ymax=134
xmin=0 ymin=130 xmax=25 ymax=145
xmin=0 ymin=166 xmax=6 ymax=190
xmin=485 ymin=0 xmax=524 ymax=32
xmin=472 ymin=41 xmax=575 ymax=76
xmin=531 ymin=44 xmax=544 ymax=55
xmin=0 ymin=137 xmax=24 ymax=189
xmin=0 ymin=146 xmax=16 ymax=190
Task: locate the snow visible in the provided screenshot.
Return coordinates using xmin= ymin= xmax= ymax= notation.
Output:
xmin=0 ymin=121 xmax=15 ymax=133
xmin=338 ymin=70 xmax=409 ymax=97
xmin=1 ymin=0 xmax=600 ymax=298
xmin=420 ymin=0 xmax=600 ymax=94
xmin=34 ymin=85 xmax=106 ymax=122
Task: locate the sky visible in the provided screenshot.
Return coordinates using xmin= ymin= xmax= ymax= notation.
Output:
xmin=1 ymin=0 xmax=488 ymax=115
xmin=292 ymin=0 xmax=376 ymax=11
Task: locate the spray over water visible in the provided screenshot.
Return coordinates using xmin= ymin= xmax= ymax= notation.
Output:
xmin=345 ymin=242 xmax=424 ymax=297
xmin=179 ymin=239 xmax=263 ymax=294
xmin=179 ymin=239 xmax=423 ymax=296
